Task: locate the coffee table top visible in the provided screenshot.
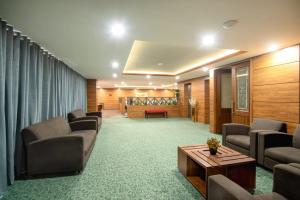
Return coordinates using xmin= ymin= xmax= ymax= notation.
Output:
xmin=178 ymin=144 xmax=255 ymax=168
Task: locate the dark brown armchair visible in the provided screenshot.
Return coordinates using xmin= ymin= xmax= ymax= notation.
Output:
xmin=68 ymin=109 xmax=102 ymax=131
xmin=222 ymin=118 xmax=286 ymax=158
xmin=257 ymin=125 xmax=300 ymax=170
xmin=208 ymin=163 xmax=300 ymax=200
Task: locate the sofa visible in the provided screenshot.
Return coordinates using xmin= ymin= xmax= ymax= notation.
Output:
xmin=68 ymin=109 xmax=102 ymax=131
xmin=208 ymin=163 xmax=300 ymax=200
xmin=222 ymin=118 xmax=286 ymax=158
xmin=22 ymin=117 xmax=97 ymax=176
xmin=257 ymin=125 xmax=300 ymax=170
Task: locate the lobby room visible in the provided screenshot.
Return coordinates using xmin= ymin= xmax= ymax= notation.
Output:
xmin=1 ymin=0 xmax=300 ymax=200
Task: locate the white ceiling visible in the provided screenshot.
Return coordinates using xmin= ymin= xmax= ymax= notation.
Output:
xmin=0 ymin=0 xmax=300 ymax=88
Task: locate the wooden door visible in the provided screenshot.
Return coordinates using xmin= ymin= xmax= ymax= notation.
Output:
xmin=231 ymin=61 xmax=250 ymax=125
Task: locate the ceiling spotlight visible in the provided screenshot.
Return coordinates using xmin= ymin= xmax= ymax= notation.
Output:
xmin=175 ymin=76 xmax=180 ymax=80
xmin=110 ymin=22 xmax=126 ymax=38
xmin=149 ymin=82 xmax=153 ymax=85
xmin=157 ymin=62 xmax=164 ymax=66
xmin=174 ymin=83 xmax=178 ymax=86
xmin=202 ymin=34 xmax=215 ymax=46
xmin=112 ymin=73 xmax=118 ymax=78
xmin=202 ymin=67 xmax=209 ymax=71
xmin=146 ymin=75 xmax=151 ymax=79
xmin=112 ymin=61 xmax=119 ymax=69
xmin=222 ymin=19 xmax=239 ymax=29
xmin=268 ymin=43 xmax=279 ymax=52
xmin=121 ymin=81 xmax=125 ymax=85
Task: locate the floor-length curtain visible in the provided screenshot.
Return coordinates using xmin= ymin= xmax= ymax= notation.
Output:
xmin=0 ymin=18 xmax=87 ymax=197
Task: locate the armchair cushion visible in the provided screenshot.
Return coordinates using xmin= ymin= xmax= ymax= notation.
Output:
xmin=265 ymin=147 xmax=300 ymax=164
xmin=251 ymin=118 xmax=286 ymax=133
xmin=226 ymin=135 xmax=250 ymax=149
xmin=86 ymin=111 xmax=102 ymax=117
xmin=72 ymin=130 xmax=96 ymax=155
xmin=68 ymin=109 xmax=86 ymax=122
xmin=69 ymin=120 xmax=97 ymax=131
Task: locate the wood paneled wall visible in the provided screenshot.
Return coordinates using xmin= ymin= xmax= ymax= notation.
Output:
xmin=178 ymin=77 xmax=209 ymax=124
xmin=251 ymin=45 xmax=300 ymax=133
xmin=97 ymin=88 xmax=175 ymax=110
xmin=87 ymin=79 xmax=97 ymax=112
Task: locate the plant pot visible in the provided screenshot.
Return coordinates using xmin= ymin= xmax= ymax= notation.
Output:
xmin=209 ymin=147 xmax=218 ymax=155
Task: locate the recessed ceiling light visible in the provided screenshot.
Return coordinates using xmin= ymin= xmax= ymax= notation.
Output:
xmin=112 ymin=61 xmax=119 ymax=69
xmin=201 ymin=34 xmax=215 ymax=46
xmin=175 ymin=76 xmax=180 ymax=80
xmin=268 ymin=43 xmax=279 ymax=52
xmin=149 ymin=82 xmax=153 ymax=85
xmin=222 ymin=19 xmax=239 ymax=29
xmin=174 ymin=83 xmax=178 ymax=86
xmin=146 ymin=75 xmax=151 ymax=79
xmin=110 ymin=22 xmax=126 ymax=38
xmin=112 ymin=73 xmax=118 ymax=78
xmin=202 ymin=67 xmax=209 ymax=71
xmin=121 ymin=81 xmax=125 ymax=85
xmin=157 ymin=62 xmax=163 ymax=66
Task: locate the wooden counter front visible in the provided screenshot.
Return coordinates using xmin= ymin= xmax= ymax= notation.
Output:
xmin=127 ymin=105 xmax=179 ymax=118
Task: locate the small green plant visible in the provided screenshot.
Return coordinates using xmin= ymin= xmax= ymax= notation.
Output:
xmin=207 ymin=137 xmax=221 ymax=155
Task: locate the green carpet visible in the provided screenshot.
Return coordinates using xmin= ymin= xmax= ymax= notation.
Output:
xmin=3 ymin=116 xmax=273 ymax=199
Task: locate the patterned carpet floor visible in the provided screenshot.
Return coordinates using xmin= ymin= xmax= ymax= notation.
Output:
xmin=3 ymin=115 xmax=273 ymax=199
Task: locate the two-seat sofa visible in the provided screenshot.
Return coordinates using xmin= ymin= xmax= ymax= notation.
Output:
xmin=22 ymin=117 xmax=97 ymax=176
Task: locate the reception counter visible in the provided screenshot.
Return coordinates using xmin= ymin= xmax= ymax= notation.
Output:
xmin=125 ymin=97 xmax=180 ymax=118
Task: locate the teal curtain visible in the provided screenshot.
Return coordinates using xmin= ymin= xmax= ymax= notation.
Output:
xmin=0 ymin=19 xmax=87 ymax=196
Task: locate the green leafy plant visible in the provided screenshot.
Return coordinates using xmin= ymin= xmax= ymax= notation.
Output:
xmin=207 ymin=137 xmax=221 ymax=155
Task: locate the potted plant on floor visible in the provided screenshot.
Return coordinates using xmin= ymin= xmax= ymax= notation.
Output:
xmin=207 ymin=137 xmax=221 ymax=155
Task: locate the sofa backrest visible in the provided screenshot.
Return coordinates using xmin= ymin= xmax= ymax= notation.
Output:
xmin=22 ymin=117 xmax=71 ymax=145
xmin=67 ymin=109 xmax=86 ymax=122
xmin=250 ymin=118 xmax=286 ymax=133
xmin=293 ymin=125 xmax=300 ymax=148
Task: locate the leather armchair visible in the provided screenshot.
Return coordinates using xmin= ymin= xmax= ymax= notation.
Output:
xmin=257 ymin=125 xmax=300 ymax=170
xmin=208 ymin=163 xmax=300 ymax=200
xmin=68 ymin=109 xmax=102 ymax=132
xmin=222 ymin=118 xmax=286 ymax=158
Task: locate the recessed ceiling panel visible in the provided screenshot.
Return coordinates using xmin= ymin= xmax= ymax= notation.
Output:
xmin=123 ymin=40 xmax=242 ymax=75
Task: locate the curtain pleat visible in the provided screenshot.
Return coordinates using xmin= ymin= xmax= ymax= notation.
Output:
xmin=0 ymin=19 xmax=87 ymax=196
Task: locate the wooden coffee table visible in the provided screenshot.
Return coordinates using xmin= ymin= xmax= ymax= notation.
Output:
xmin=178 ymin=144 xmax=256 ymax=198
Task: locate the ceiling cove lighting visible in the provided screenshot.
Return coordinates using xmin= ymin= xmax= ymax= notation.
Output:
xmin=268 ymin=43 xmax=279 ymax=52
xmin=202 ymin=67 xmax=209 ymax=72
xmin=112 ymin=73 xmax=118 ymax=78
xmin=146 ymin=75 xmax=151 ymax=79
xmin=112 ymin=61 xmax=120 ymax=69
xmin=110 ymin=22 xmax=126 ymax=38
xmin=201 ymin=34 xmax=215 ymax=46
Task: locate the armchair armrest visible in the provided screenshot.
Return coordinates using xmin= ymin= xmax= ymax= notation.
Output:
xmin=27 ymin=135 xmax=84 ymax=175
xmin=249 ymin=130 xmax=276 ymax=159
xmin=86 ymin=111 xmax=102 ymax=117
xmin=273 ymin=164 xmax=300 ymax=200
xmin=69 ymin=120 xmax=97 ymax=131
xmin=222 ymin=123 xmax=250 ymax=145
xmin=208 ymin=175 xmax=252 ymax=200
xmin=257 ymin=132 xmax=293 ymax=165
xmin=72 ymin=116 xmax=98 ymax=122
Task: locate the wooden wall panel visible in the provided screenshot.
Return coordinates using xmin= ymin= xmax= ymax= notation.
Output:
xmin=252 ymin=83 xmax=299 ymax=103
xmin=251 ymin=45 xmax=300 ymax=134
xmin=97 ymin=88 xmax=175 ymax=110
xmin=252 ymin=45 xmax=299 ymax=70
xmin=178 ymin=76 xmax=209 ymax=124
xmin=209 ymin=70 xmax=217 ymax=133
xmin=252 ymin=62 xmax=299 ymax=86
xmin=87 ymin=79 xmax=97 ymax=112
xmin=127 ymin=105 xmax=179 ymax=118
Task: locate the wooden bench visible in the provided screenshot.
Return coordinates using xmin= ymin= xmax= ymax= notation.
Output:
xmin=145 ymin=109 xmax=168 ymax=118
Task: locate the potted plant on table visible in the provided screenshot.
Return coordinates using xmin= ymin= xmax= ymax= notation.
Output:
xmin=207 ymin=137 xmax=221 ymax=155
